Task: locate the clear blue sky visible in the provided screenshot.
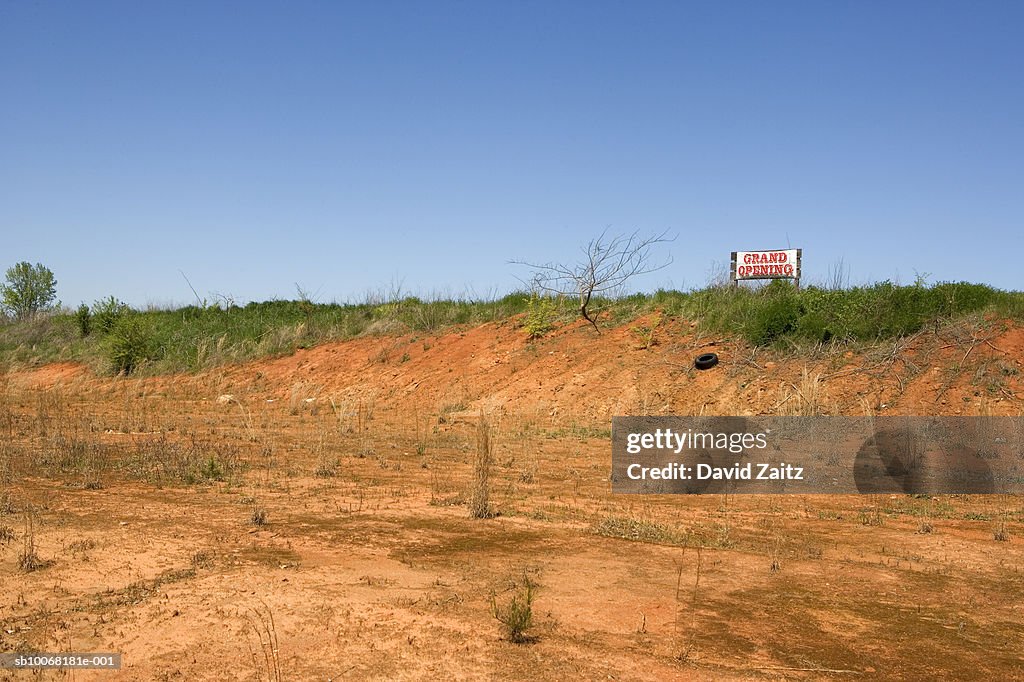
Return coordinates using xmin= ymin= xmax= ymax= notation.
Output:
xmin=2 ymin=1 xmax=1022 ymax=307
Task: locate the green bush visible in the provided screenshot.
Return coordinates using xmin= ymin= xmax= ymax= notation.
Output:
xmin=74 ymin=304 xmax=92 ymax=337
xmin=744 ymin=281 xmax=803 ymax=346
xmin=690 ymin=280 xmax=1016 ymax=347
xmin=524 ymin=293 xmax=557 ymax=339
xmin=92 ymin=296 xmax=130 ymax=334
xmin=107 ymin=316 xmax=156 ymax=374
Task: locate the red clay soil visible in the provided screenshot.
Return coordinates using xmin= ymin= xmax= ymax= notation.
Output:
xmin=2 ymin=314 xmax=1023 ymax=681
xmin=15 ymin=314 xmax=1023 ymax=420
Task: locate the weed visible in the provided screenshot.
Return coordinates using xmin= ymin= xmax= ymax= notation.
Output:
xmin=288 ymin=382 xmax=319 ymax=415
xmin=65 ymin=538 xmax=96 ymax=554
xmin=439 ymin=401 xmax=468 ymax=420
xmin=859 ymin=507 xmax=885 ymax=527
xmin=191 ymin=550 xmax=215 ymax=568
xmin=630 ymin=312 xmax=662 ymax=349
xmin=768 ymin=535 xmax=782 ymax=573
xmin=523 ymin=292 xmax=558 ymax=339
xmin=777 ymin=368 xmax=823 ymax=415
xmin=123 ymin=433 xmax=241 ymax=486
xmin=314 ymin=456 xmax=339 ymax=478
xmin=429 ymin=464 xmax=461 ymax=506
xmin=245 ymin=601 xmax=283 ymax=682
xmin=490 ymin=574 xmax=535 ymax=643
xmin=994 ymin=517 xmax=1011 ymax=542
xmin=250 ymin=506 xmax=269 ymax=526
xmin=675 ymin=545 xmax=702 ymax=662
xmin=82 ymin=474 xmax=104 ymax=490
xmin=201 ymin=455 xmax=225 ymax=481
xmin=18 ymin=513 xmax=48 ymax=572
xmin=95 ymin=567 xmax=196 ymax=608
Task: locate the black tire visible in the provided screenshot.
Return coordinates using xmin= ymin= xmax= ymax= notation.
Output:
xmin=694 ymin=353 xmax=719 ymax=370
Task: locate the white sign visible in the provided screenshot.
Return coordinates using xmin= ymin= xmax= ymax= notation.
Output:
xmin=732 ymin=249 xmax=800 ymax=280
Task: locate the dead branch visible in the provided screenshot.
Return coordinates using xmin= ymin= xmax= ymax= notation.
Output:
xmin=511 ymin=229 xmax=675 ymax=333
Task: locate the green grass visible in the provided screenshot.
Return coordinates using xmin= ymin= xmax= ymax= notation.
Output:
xmin=1 ymin=281 xmax=1022 ymax=375
xmin=0 ymin=294 xmax=539 ymax=374
xmin=652 ymin=280 xmax=1024 ymax=347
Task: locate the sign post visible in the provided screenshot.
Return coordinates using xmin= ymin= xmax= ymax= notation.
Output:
xmin=730 ymin=248 xmax=802 ymax=289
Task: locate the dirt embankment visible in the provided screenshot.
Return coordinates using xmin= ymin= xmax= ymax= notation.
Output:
xmin=11 ymin=315 xmax=1024 ymax=420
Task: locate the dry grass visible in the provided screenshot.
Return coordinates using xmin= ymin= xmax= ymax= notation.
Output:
xmin=250 ymin=505 xmax=269 ymax=527
xmin=592 ymin=516 xmax=688 ymax=545
xmin=675 ymin=545 xmax=703 ymax=662
xmin=776 ymin=367 xmax=824 ymax=416
xmin=469 ymin=414 xmax=494 ymax=519
xmin=245 ymin=601 xmax=283 ymax=682
xmin=994 ymin=516 xmax=1011 ymax=542
xmin=18 ymin=512 xmax=48 ymax=572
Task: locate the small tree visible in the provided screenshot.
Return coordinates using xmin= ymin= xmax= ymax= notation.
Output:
xmin=512 ymin=230 xmax=673 ymax=332
xmin=107 ymin=316 xmax=154 ymax=375
xmin=75 ymin=304 xmax=92 ymax=337
xmin=1 ymin=262 xmax=57 ymax=320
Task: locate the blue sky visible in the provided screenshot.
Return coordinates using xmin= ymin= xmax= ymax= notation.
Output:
xmin=2 ymin=1 xmax=1022 ymax=306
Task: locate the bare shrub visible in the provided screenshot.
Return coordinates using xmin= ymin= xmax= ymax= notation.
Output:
xmin=512 ymin=229 xmax=674 ymax=332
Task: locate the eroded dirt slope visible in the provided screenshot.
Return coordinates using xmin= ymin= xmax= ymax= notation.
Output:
xmin=14 ymin=314 xmax=1024 ymax=420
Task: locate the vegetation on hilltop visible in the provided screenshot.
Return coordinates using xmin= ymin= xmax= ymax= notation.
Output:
xmin=0 ymin=280 xmax=1021 ymax=376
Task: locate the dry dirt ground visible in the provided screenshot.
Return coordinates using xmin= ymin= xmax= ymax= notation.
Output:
xmin=1 ymin=315 xmax=1023 ymax=680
